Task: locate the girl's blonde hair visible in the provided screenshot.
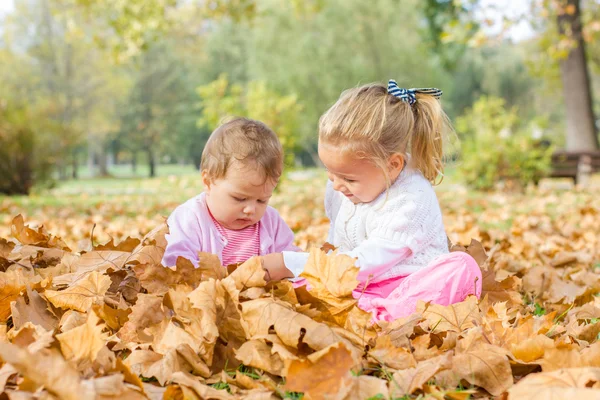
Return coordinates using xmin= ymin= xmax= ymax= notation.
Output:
xmin=319 ymin=82 xmax=451 ymax=185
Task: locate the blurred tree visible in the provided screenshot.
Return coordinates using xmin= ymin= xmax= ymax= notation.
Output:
xmin=437 ymin=0 xmax=599 ymax=150
xmin=119 ymin=42 xmax=193 ymax=177
xmin=0 ymin=99 xmax=58 ymax=195
xmin=3 ymin=0 xmax=128 ymax=179
xmin=197 ymin=74 xmax=303 ymax=164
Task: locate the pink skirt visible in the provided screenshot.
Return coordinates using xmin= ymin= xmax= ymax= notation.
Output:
xmin=295 ymin=251 xmax=482 ymax=322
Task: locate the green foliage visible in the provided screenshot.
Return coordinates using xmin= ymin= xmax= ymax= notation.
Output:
xmin=0 ymin=100 xmax=57 ymax=195
xmin=197 ymin=74 xmax=303 ymax=163
xmin=534 ymin=303 xmax=547 ymax=316
xmin=457 ymin=96 xmax=553 ymax=191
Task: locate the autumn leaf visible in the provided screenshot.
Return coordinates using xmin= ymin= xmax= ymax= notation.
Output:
xmin=284 ymin=342 xmax=356 ymax=400
xmin=508 ymin=367 xmax=600 ymax=399
xmin=10 ymin=214 xmax=71 ymax=251
xmin=452 ymin=327 xmax=513 ymax=396
xmin=171 ymin=371 xmax=235 ymax=400
xmin=56 ymin=311 xmax=108 ymax=365
xmin=235 ymin=339 xmax=284 ymax=376
xmin=240 ymin=298 xmax=346 ymax=352
xmin=368 ymin=335 xmax=416 ymax=370
xmin=10 ymin=287 xmax=58 ymax=331
xmin=44 ymin=270 xmax=112 ymax=312
xmin=126 ymin=344 xmax=210 ymax=385
xmin=299 ymin=248 xmax=359 ymax=317
xmin=0 ymin=343 xmax=86 ymax=399
xmin=417 ymin=295 xmax=481 ymax=333
xmin=0 ymin=268 xmax=34 ymax=322
xmin=389 ymin=352 xmax=453 ymax=397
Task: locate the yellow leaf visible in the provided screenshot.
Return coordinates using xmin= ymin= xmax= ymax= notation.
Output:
xmin=45 ymin=270 xmax=111 ymax=312
xmin=56 ymin=312 xmax=108 ymax=363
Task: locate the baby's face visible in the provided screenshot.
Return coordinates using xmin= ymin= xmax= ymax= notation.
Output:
xmin=318 ymin=142 xmax=393 ymax=204
xmin=203 ymin=163 xmax=277 ymax=230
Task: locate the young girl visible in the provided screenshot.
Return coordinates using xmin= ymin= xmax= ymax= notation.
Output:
xmin=162 ymin=117 xmax=299 ymax=269
xmin=262 ymin=80 xmax=482 ymax=321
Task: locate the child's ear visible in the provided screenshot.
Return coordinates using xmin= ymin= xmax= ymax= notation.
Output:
xmin=388 ymin=153 xmax=404 ymax=175
xmin=201 ymin=170 xmax=212 ymax=192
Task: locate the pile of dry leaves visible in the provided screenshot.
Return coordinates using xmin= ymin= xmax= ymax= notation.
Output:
xmin=1 ymin=210 xmax=600 ymax=400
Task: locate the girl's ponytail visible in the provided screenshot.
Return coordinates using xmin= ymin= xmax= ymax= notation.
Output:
xmin=411 ymin=94 xmax=449 ymax=184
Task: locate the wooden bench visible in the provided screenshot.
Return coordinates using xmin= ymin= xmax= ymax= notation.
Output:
xmin=550 ymin=150 xmax=600 ymax=184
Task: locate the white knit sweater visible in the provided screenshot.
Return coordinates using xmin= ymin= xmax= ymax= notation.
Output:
xmin=283 ymin=167 xmax=449 ymax=282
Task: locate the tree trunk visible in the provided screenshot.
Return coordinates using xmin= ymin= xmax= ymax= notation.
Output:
xmin=98 ymin=148 xmax=109 ymax=176
xmin=557 ymin=0 xmax=599 ymax=151
xmin=148 ymin=148 xmax=156 ymax=178
xmin=71 ymin=150 xmax=78 ymax=179
xmin=132 ymin=151 xmax=137 ymax=173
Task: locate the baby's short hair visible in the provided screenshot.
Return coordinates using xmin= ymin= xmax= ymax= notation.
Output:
xmin=200 ymin=117 xmax=283 ymax=182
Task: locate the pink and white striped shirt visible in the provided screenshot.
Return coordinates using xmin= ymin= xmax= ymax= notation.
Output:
xmin=209 ymin=212 xmax=261 ymax=266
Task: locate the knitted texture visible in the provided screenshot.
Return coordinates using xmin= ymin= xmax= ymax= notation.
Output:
xmin=325 ymin=167 xmax=449 ymax=281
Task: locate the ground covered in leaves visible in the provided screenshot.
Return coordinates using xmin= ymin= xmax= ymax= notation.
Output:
xmin=1 ymin=174 xmax=600 ymax=399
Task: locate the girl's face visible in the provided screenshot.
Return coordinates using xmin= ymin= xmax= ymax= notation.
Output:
xmin=202 ymin=162 xmax=276 ymax=230
xmin=318 ymin=141 xmax=403 ymax=204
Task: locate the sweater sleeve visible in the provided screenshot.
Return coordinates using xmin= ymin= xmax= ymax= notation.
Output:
xmin=162 ymin=205 xmax=203 ymax=267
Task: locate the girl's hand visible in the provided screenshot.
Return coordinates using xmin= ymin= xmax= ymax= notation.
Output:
xmin=260 ymin=253 xmax=294 ymax=282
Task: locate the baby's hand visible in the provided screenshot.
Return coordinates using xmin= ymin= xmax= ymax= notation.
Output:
xmin=260 ymin=253 xmax=294 ymax=282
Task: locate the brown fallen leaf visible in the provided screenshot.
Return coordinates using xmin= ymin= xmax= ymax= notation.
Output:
xmin=299 ymin=248 xmax=359 ymax=317
xmin=369 ymin=335 xmax=416 ymax=370
xmin=452 ymin=327 xmax=513 ymax=396
xmin=171 ymin=371 xmax=235 ymax=400
xmin=235 ymin=339 xmax=284 ymax=376
xmin=0 ymin=343 xmax=86 ymax=399
xmin=10 ymin=287 xmax=58 ymax=331
xmin=389 ymin=352 xmax=453 ymax=397
xmin=417 ymin=296 xmax=481 ymax=333
xmin=126 ymin=344 xmax=210 ymax=385
xmin=11 ymin=214 xmax=71 ymax=251
xmin=56 ymin=311 xmax=108 ymax=366
xmin=240 ymin=298 xmax=347 ymax=353
xmin=284 ymin=342 xmax=356 ymax=400
xmin=44 ymin=270 xmax=112 ymax=312
xmin=508 ymin=367 xmax=600 ymax=400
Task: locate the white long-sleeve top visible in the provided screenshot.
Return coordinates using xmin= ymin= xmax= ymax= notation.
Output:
xmin=282 ymin=167 xmax=449 ymax=282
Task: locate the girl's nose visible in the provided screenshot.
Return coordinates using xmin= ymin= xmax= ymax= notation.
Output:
xmin=243 ymin=204 xmax=255 ymax=215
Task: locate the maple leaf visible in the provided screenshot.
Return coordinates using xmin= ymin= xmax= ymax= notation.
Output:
xmin=118 ymin=293 xmax=167 ymax=344
xmin=389 ymin=352 xmax=453 ymax=397
xmin=10 ymin=286 xmax=58 ymax=331
xmin=0 ymin=343 xmax=85 ymax=400
xmin=368 ymin=335 xmax=416 ymax=370
xmin=417 ymin=295 xmax=481 ymax=333
xmin=235 ymin=339 xmax=285 ymax=376
xmin=508 ymin=367 xmax=600 ymax=399
xmin=171 ymin=371 xmax=235 ymax=400
xmin=284 ymin=342 xmax=356 ymax=400
xmin=10 ymin=214 xmax=71 ymax=251
xmin=126 ymin=344 xmax=210 ymax=385
xmin=299 ymin=249 xmax=359 ymax=318
xmin=44 ymin=270 xmax=112 ymax=312
xmin=0 ymin=268 xmax=35 ymax=322
xmin=240 ymin=298 xmax=347 ymax=353
xmin=452 ymin=327 xmax=513 ymax=396
xmin=56 ymin=311 xmax=108 ymax=365
xmin=95 ymin=236 xmax=141 ymax=252
xmin=481 ymin=268 xmax=523 ymax=305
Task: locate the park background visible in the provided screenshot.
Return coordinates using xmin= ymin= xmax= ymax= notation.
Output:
xmin=1 ymin=0 xmax=600 ymax=398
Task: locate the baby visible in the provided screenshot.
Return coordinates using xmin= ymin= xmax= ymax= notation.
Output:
xmin=161 ymin=117 xmax=298 ymax=268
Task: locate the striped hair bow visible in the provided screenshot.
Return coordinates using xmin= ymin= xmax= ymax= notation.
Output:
xmin=387 ymin=79 xmax=443 ymax=105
